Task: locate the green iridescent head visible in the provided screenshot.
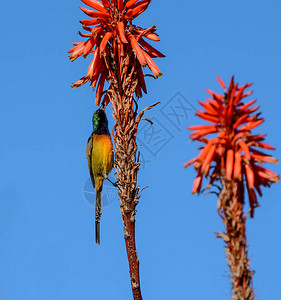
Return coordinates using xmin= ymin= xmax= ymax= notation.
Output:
xmin=92 ymin=107 xmax=110 ymax=135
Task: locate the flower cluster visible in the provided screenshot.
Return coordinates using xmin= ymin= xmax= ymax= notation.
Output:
xmin=185 ymin=76 xmax=279 ymax=216
xmin=69 ymin=0 xmax=164 ymax=105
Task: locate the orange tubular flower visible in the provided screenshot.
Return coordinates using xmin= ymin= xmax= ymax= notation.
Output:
xmin=185 ymin=76 xmax=279 ymax=217
xmin=69 ymin=0 xmax=164 ymax=105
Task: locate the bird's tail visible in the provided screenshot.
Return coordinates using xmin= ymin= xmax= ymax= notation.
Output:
xmin=95 ymin=179 xmax=103 ymax=244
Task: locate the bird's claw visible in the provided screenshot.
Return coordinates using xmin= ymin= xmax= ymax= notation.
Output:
xmin=106 ymin=177 xmax=119 ymax=187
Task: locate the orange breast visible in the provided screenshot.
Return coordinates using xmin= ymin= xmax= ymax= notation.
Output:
xmin=91 ymin=134 xmax=114 ymax=179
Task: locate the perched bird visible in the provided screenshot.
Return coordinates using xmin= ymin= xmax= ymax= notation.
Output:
xmin=86 ymin=105 xmax=114 ymax=244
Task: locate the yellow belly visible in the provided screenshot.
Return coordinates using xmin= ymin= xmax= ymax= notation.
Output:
xmin=91 ymin=134 xmax=114 ymax=186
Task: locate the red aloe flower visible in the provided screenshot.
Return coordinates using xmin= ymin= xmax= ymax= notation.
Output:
xmin=185 ymin=75 xmax=279 ymax=217
xmin=185 ymin=76 xmax=279 ymax=299
xmin=68 ymin=0 xmax=164 ymax=105
xmin=69 ymin=1 xmax=164 ymax=299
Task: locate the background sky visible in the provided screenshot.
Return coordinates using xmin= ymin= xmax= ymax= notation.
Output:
xmin=0 ymin=0 xmax=281 ymax=299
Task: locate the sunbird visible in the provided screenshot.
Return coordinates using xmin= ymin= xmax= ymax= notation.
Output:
xmin=86 ymin=105 xmax=114 ymax=244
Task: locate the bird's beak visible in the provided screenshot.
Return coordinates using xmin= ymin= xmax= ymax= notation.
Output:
xmin=100 ymin=103 xmax=106 ymax=111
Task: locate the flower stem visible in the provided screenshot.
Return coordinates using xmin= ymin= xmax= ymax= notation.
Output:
xmin=122 ymin=210 xmax=142 ymax=299
xmin=114 ymin=98 xmax=143 ymax=299
xmin=106 ymin=51 xmax=143 ymax=299
xmin=217 ymin=180 xmax=255 ymax=300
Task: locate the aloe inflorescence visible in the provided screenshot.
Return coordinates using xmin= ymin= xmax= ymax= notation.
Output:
xmin=185 ymin=76 xmax=279 ymax=300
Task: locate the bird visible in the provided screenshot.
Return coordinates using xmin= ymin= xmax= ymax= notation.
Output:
xmin=86 ymin=105 xmax=114 ymax=244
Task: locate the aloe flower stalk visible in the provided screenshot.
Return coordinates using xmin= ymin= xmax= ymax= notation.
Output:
xmin=69 ymin=1 xmax=164 ymax=299
xmin=185 ymin=76 xmax=279 ymax=300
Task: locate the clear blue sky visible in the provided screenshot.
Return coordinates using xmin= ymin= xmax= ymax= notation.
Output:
xmin=0 ymin=0 xmax=280 ymax=299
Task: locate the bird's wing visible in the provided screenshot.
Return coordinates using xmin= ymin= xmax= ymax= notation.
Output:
xmin=86 ymin=134 xmax=95 ymax=188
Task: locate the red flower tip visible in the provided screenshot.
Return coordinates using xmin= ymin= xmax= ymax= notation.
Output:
xmin=216 ymin=75 xmax=226 ymax=90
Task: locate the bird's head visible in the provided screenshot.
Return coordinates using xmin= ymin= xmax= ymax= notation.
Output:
xmin=92 ymin=106 xmax=110 ymax=135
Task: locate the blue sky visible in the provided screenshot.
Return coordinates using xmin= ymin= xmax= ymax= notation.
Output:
xmin=0 ymin=0 xmax=281 ymax=299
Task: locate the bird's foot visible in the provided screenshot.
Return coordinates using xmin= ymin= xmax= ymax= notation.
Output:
xmin=106 ymin=177 xmax=119 ymax=187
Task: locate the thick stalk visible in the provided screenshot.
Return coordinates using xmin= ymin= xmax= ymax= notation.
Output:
xmin=114 ymin=96 xmax=142 ymax=300
xmin=217 ymin=179 xmax=255 ymax=300
xmin=122 ymin=206 xmax=142 ymax=299
xmin=115 ymin=111 xmax=142 ymax=299
xmin=105 ymin=51 xmax=143 ymax=299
